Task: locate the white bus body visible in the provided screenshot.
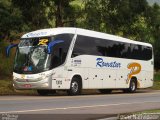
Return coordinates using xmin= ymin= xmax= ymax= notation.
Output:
xmin=13 ymin=28 xmax=154 ymax=95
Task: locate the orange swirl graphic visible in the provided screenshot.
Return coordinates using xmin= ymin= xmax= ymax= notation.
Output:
xmin=127 ymin=62 xmax=141 ymax=84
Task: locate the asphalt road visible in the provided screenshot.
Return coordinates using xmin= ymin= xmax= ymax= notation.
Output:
xmin=0 ymin=90 xmax=160 ymax=119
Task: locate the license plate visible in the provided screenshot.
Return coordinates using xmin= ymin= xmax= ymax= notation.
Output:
xmin=23 ymin=84 xmax=32 ymax=88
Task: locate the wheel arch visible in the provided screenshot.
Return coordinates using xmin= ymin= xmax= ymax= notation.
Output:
xmin=71 ymin=74 xmax=82 ymax=88
xmin=67 ymin=74 xmax=82 ymax=95
xmin=130 ymin=76 xmax=138 ymax=88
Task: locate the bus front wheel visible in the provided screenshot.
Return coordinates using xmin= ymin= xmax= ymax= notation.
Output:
xmin=67 ymin=78 xmax=82 ymax=96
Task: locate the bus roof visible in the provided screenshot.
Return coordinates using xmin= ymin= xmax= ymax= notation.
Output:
xmin=21 ymin=27 xmax=152 ymax=47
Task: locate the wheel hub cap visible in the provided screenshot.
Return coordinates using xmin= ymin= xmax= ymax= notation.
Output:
xmin=71 ymin=82 xmax=78 ymax=92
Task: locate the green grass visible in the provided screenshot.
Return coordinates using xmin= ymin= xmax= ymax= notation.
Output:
xmin=132 ymin=109 xmax=160 ymax=116
xmin=139 ymin=109 xmax=160 ymax=113
xmin=152 ymin=72 xmax=160 ymax=89
xmin=0 ymin=79 xmax=36 ymax=95
xmin=120 ymin=109 xmax=160 ymax=119
xmin=0 ymin=79 xmax=15 ymax=95
xmin=154 ymin=72 xmax=160 ymax=81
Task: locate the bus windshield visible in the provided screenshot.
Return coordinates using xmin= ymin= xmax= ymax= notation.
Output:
xmin=14 ymin=34 xmax=73 ymax=74
xmin=14 ymin=37 xmax=52 ymax=74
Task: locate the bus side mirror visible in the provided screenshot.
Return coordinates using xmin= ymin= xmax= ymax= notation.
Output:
xmin=6 ymin=44 xmax=18 ymax=57
xmin=47 ymin=40 xmax=64 ymax=54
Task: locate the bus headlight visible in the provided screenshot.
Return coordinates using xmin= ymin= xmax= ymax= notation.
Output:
xmin=42 ymin=83 xmax=49 ymax=87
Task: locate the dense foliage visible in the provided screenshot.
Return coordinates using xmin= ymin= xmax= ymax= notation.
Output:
xmin=0 ymin=0 xmax=160 ymax=78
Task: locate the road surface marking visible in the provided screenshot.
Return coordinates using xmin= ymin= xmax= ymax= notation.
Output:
xmin=0 ymin=90 xmax=160 ymax=101
xmin=0 ymin=101 xmax=159 ymax=114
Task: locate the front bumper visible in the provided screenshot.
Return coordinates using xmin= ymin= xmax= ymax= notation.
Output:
xmin=13 ymin=77 xmax=52 ymax=90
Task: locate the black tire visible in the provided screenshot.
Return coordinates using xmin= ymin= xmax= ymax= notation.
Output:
xmin=67 ymin=78 xmax=82 ymax=96
xmin=123 ymin=79 xmax=137 ymax=93
xmin=37 ymin=90 xmax=56 ymax=96
xmin=99 ymin=89 xmax=112 ymax=94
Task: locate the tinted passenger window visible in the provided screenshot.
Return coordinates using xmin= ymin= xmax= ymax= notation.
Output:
xmin=72 ymin=35 xmax=106 ymax=57
xmin=120 ymin=43 xmax=131 ymax=58
xmin=72 ymin=35 xmax=152 ymax=60
xmin=95 ymin=39 xmax=107 ymax=56
xmin=142 ymin=46 xmax=152 ymax=60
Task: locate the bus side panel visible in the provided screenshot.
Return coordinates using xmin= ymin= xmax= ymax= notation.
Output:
xmin=70 ymin=55 xmax=117 ymax=89
xmin=88 ymin=68 xmax=103 ymax=88
xmin=141 ymin=60 xmax=154 ymax=88
xmin=51 ymin=67 xmax=70 ymax=89
xmin=116 ymin=69 xmax=129 ymax=88
xmin=102 ymin=69 xmax=116 ymax=88
xmin=144 ymin=70 xmax=154 ymax=88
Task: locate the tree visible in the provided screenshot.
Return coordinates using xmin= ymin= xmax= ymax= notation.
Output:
xmin=0 ymin=0 xmax=23 ymax=41
xmin=148 ymin=3 xmax=160 ymax=69
xmin=12 ymin=0 xmax=82 ymax=28
xmin=12 ymin=0 xmax=50 ymax=30
xmin=50 ymin=0 xmax=82 ymax=27
xmin=84 ymin=0 xmax=150 ymax=37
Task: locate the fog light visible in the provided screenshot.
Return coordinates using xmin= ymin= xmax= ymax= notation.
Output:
xmin=42 ymin=83 xmax=49 ymax=87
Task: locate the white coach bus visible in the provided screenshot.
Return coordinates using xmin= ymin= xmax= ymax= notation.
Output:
xmin=9 ymin=28 xmax=154 ymax=95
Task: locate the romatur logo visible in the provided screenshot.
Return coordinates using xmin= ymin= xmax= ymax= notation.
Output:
xmin=96 ymin=58 xmax=121 ymax=68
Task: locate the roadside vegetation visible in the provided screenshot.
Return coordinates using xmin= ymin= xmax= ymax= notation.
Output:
xmin=0 ymin=80 xmax=36 ymax=95
xmin=137 ymin=109 xmax=160 ymax=113
xmin=152 ymin=72 xmax=160 ymax=89
xmin=119 ymin=109 xmax=160 ymax=119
